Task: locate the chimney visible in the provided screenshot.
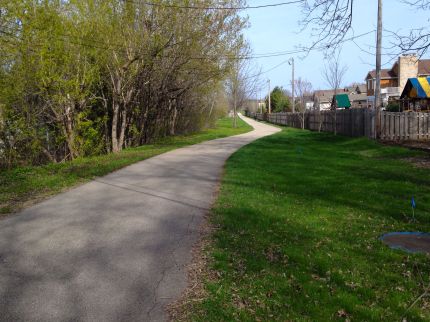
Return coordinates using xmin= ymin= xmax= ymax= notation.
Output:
xmin=398 ymin=54 xmax=418 ymax=90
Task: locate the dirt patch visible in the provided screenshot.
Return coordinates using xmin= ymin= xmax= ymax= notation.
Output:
xmin=381 ymin=140 xmax=430 ymax=153
xmin=402 ymin=156 xmax=430 ymax=169
xmin=379 ymin=140 xmax=430 ymax=168
xmin=167 ymin=178 xmax=223 ymax=321
xmin=400 ymin=141 xmax=430 ymax=152
xmin=166 ymin=212 xmax=217 ymax=321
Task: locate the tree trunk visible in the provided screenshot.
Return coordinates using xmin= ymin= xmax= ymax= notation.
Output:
xmin=52 ymin=104 xmax=77 ymax=160
xmin=111 ymin=100 xmax=120 ymax=153
xmin=233 ymin=90 xmax=237 ymax=128
xmin=118 ymin=108 xmax=127 ymax=150
xmin=64 ymin=105 xmax=77 ymax=159
xmin=169 ymin=102 xmax=177 ymax=136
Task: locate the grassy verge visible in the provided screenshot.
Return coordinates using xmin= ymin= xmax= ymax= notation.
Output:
xmin=188 ymin=127 xmax=430 ymax=321
xmin=0 ymin=116 xmax=252 ymax=215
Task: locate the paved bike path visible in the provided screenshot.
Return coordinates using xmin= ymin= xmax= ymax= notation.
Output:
xmin=0 ymin=115 xmax=279 ymax=321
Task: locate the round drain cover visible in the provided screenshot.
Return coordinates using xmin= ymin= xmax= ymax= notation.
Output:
xmin=380 ymin=232 xmax=430 ymax=254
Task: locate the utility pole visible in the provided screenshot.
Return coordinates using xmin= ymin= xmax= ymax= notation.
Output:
xmin=259 ymin=95 xmax=263 ymax=113
xmin=267 ymin=79 xmax=271 ymax=114
xmin=375 ymin=0 xmax=383 ymax=138
xmin=291 ymin=58 xmax=295 ymax=113
xmin=289 ymin=58 xmax=295 ymax=113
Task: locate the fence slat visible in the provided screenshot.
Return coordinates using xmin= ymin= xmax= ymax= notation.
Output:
xmin=246 ymin=109 xmax=430 ymax=141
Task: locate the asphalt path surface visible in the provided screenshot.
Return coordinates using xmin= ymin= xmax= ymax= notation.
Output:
xmin=0 ymin=115 xmax=279 ymax=321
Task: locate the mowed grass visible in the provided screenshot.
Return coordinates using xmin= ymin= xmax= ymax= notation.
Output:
xmin=190 ymin=127 xmax=430 ymax=321
xmin=0 ymin=116 xmax=252 ymax=215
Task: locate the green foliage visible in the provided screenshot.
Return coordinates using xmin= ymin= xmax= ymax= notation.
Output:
xmin=386 ymin=102 xmax=401 ymax=112
xmin=75 ymin=111 xmax=106 ymax=156
xmin=0 ymin=0 xmax=247 ymax=167
xmin=186 ymin=127 xmax=430 ymax=321
xmin=266 ymin=86 xmax=291 ymax=112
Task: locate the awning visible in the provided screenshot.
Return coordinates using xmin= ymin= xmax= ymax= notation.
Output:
xmin=400 ymin=77 xmax=430 ymax=99
xmin=333 ymin=94 xmax=351 ymax=108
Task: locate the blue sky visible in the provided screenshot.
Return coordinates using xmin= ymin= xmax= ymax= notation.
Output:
xmin=243 ymin=0 xmax=430 ymax=97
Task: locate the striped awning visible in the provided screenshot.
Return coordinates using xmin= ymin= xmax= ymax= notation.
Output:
xmin=400 ymin=77 xmax=430 ymax=99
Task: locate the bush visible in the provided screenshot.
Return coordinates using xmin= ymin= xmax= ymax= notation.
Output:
xmin=385 ymin=102 xmax=401 ymax=112
xmin=266 ymin=86 xmax=291 ymax=112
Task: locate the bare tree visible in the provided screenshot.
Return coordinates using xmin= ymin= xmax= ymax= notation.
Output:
xmin=322 ymin=51 xmax=348 ymax=97
xmin=301 ymin=0 xmax=430 ymax=84
xmin=401 ymin=0 xmax=430 ymax=9
xmin=321 ymin=50 xmax=347 ymax=135
xmin=300 ymin=0 xmax=354 ymax=52
xmin=226 ymin=44 xmax=263 ymax=127
xmin=294 ymin=77 xmax=313 ymax=129
xmin=392 ymin=23 xmax=430 ymax=57
xmin=300 ymin=0 xmax=427 ymax=139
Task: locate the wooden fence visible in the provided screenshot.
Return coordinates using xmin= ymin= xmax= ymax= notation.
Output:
xmin=380 ymin=112 xmax=430 ymax=140
xmin=246 ymin=109 xmax=430 ymax=141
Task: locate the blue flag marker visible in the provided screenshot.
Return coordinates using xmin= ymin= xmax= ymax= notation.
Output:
xmin=411 ymin=196 xmax=416 ymax=220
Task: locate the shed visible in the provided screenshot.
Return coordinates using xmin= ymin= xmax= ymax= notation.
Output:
xmin=400 ymin=77 xmax=430 ymax=99
xmin=332 ymin=94 xmax=351 ymax=108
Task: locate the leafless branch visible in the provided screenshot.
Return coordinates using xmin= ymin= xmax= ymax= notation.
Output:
xmin=300 ymin=0 xmax=354 ymax=53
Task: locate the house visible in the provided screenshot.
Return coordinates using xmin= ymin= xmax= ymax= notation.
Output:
xmin=313 ymin=84 xmax=367 ymax=110
xmin=302 ymin=94 xmax=314 ymax=110
xmin=313 ymin=89 xmax=336 ymax=110
xmin=365 ymin=54 xmax=430 ymax=107
xmin=244 ymin=99 xmax=261 ymax=113
xmin=345 ymin=84 xmax=368 ymax=108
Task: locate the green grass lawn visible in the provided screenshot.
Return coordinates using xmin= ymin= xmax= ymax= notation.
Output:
xmin=188 ymin=127 xmax=430 ymax=321
xmin=0 ymin=116 xmax=252 ymax=215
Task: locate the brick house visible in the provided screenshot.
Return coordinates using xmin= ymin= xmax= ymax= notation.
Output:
xmin=365 ymin=54 xmax=430 ymax=107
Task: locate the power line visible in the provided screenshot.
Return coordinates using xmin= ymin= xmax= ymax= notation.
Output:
xmin=241 ymin=57 xmax=292 ymax=80
xmin=136 ymin=0 xmax=305 ymax=10
xmin=1 ymin=25 xmax=375 ymax=61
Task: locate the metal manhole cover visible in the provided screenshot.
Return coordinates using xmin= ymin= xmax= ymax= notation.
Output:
xmin=380 ymin=232 xmax=430 ymax=254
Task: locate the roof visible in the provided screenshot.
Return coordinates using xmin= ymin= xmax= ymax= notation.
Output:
xmin=313 ymin=89 xmax=337 ymax=103
xmin=345 ymin=84 xmax=366 ymax=94
xmin=349 ymin=92 xmax=368 ymax=102
xmin=314 ymin=89 xmax=336 ymax=97
xmin=314 ymin=85 xmax=366 ymax=104
xmin=366 ymin=59 xmax=430 ymax=80
xmin=333 ymin=94 xmax=351 ymax=108
xmin=419 ymin=60 xmax=430 ymax=75
xmin=400 ymin=77 xmax=430 ymax=99
xmin=355 ymin=84 xmax=367 ymax=94
xmin=366 ymin=69 xmax=397 ymax=79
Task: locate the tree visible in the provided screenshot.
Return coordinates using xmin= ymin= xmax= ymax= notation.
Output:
xmin=322 ymin=50 xmax=348 ymax=100
xmin=300 ymin=0 xmax=354 ymax=53
xmin=266 ymin=86 xmax=291 ymax=113
xmin=397 ymin=1 xmax=430 ymax=56
xmin=301 ymin=0 xmax=428 ymax=136
xmin=226 ymin=43 xmax=262 ymax=127
xmin=0 ymin=0 xmax=248 ymax=167
xmin=321 ymin=50 xmax=347 ymax=135
xmin=294 ymin=78 xmax=313 ymax=129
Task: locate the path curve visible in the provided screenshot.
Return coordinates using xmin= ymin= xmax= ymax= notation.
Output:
xmin=0 ymin=115 xmax=279 ymax=322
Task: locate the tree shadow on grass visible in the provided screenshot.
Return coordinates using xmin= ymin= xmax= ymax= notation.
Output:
xmin=204 ymin=129 xmax=430 ymax=320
